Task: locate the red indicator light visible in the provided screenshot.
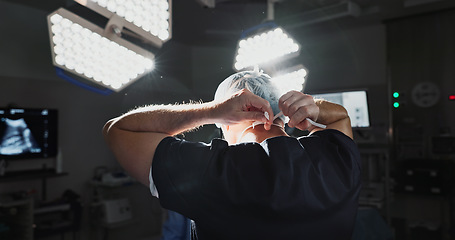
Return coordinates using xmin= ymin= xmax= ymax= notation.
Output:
xmin=450 ymin=95 xmax=455 ymax=101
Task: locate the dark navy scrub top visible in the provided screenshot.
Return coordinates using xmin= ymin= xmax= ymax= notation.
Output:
xmin=151 ymin=129 xmax=361 ymax=240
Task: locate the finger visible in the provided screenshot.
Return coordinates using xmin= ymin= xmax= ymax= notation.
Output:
xmin=294 ymin=119 xmax=313 ymax=131
xmin=279 ymin=91 xmax=304 ymax=117
xmin=279 ymin=90 xmax=301 ymax=104
xmin=246 ymin=94 xmax=274 ymax=125
xmin=287 ymin=95 xmax=317 ymax=119
xmin=278 ymin=91 xmax=296 ymax=113
xmin=289 ymin=102 xmax=320 ymax=127
xmin=284 ymin=96 xmax=310 ymax=120
xmin=287 ymin=106 xmax=310 ymax=128
xmin=241 ymin=111 xmax=269 ymax=123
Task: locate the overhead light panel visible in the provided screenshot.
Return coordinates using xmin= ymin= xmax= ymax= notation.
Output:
xmin=234 ymin=26 xmax=300 ymax=71
xmin=74 ymin=0 xmax=172 ymax=47
xmin=270 ymin=65 xmax=308 ymax=95
xmin=47 ymin=8 xmax=155 ymax=92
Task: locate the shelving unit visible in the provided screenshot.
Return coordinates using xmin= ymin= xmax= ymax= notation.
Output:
xmin=0 ymin=169 xmax=68 ymax=201
xmin=0 ymin=197 xmax=33 ymax=240
xmin=358 ymin=145 xmax=391 ymax=223
xmin=0 ymin=169 xmax=74 ymax=240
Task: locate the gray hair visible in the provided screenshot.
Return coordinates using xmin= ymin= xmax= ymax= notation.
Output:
xmin=214 ymin=71 xmax=285 ymax=127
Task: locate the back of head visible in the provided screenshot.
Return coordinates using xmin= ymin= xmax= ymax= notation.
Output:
xmin=214 ymin=70 xmax=285 ymax=127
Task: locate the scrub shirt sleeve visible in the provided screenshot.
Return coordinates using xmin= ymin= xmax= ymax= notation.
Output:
xmin=150 ymin=136 xmax=226 ymax=218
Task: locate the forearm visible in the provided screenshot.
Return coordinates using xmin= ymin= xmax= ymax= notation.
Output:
xmin=107 ymin=102 xmax=217 ymax=136
xmin=314 ymin=99 xmax=349 ymax=125
xmin=101 ymin=103 xmax=218 ymax=187
xmin=102 ymin=89 xmax=274 ymax=187
xmin=104 ymin=88 xmax=274 ymax=139
xmin=313 ymin=99 xmax=353 ymax=139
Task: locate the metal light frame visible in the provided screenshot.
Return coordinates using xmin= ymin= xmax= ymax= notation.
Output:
xmin=74 ymin=0 xmax=172 ymax=48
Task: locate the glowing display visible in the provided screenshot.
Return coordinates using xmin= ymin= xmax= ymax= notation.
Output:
xmin=89 ymin=0 xmax=171 ymax=41
xmin=49 ymin=12 xmax=154 ymax=91
xmin=0 ymin=108 xmax=58 ymax=159
xmin=234 ymin=27 xmax=300 ymax=71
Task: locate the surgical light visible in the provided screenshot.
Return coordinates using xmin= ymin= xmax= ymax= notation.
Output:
xmin=234 ymin=25 xmax=300 ymax=71
xmin=270 ymin=65 xmax=308 ymax=95
xmin=47 ymin=8 xmax=155 ymax=92
xmin=74 ymin=0 xmax=172 ymax=47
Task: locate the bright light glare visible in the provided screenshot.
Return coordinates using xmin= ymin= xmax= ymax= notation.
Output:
xmin=271 ymin=68 xmax=307 ymax=96
xmin=90 ymin=0 xmax=171 ymax=40
xmin=234 ymin=27 xmax=300 ymax=71
xmin=49 ymin=13 xmax=154 ymax=90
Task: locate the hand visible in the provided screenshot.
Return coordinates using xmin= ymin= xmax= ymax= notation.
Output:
xmin=279 ymin=91 xmax=319 ymax=130
xmin=211 ymin=89 xmax=274 ymax=130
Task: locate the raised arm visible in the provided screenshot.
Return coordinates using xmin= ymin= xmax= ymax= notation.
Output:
xmin=278 ymin=91 xmax=353 ymax=139
xmin=102 ymin=89 xmax=274 ymax=186
xmin=313 ymin=98 xmax=352 ymax=138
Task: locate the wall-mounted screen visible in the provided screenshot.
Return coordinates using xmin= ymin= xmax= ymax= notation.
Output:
xmin=0 ymin=108 xmax=58 ymax=159
xmin=311 ymin=90 xmax=370 ymax=128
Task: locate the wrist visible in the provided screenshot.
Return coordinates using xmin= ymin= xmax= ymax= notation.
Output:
xmin=315 ymin=99 xmax=349 ymax=125
xmin=202 ymin=101 xmax=223 ymax=125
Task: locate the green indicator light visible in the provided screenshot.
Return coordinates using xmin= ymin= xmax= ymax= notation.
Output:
xmin=393 ymin=92 xmax=399 ymax=98
xmin=393 ymin=102 xmax=400 ymax=108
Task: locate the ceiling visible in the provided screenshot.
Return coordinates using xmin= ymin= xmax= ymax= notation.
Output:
xmin=2 ymin=0 xmax=455 ymax=47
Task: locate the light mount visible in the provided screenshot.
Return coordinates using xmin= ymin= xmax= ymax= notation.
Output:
xmin=74 ymin=0 xmax=172 ymax=48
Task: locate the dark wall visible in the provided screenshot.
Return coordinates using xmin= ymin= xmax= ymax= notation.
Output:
xmin=388 ymin=9 xmax=455 ymax=160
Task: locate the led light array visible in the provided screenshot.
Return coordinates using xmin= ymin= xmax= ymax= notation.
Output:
xmin=234 ymin=27 xmax=300 ymax=71
xmin=49 ymin=11 xmax=154 ymax=91
xmin=89 ymin=0 xmax=170 ymax=41
xmin=271 ymin=67 xmax=308 ymax=95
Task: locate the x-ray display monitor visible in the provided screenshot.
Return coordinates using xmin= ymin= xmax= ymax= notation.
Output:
xmin=0 ymin=108 xmax=58 ymax=159
xmin=311 ymin=90 xmax=370 ymax=128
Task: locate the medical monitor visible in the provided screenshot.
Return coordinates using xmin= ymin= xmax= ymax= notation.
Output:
xmin=311 ymin=90 xmax=370 ymax=128
xmin=0 ymin=108 xmax=58 ymax=160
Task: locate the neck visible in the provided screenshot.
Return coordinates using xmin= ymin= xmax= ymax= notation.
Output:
xmin=237 ymin=123 xmax=288 ymax=143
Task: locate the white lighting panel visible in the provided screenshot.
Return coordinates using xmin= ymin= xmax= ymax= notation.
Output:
xmin=271 ymin=66 xmax=308 ymax=96
xmin=74 ymin=0 xmax=172 ymax=47
xmin=234 ymin=27 xmax=300 ymax=71
xmin=47 ymin=8 xmax=155 ymax=92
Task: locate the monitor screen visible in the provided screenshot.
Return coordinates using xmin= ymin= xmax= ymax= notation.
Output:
xmin=0 ymin=108 xmax=58 ymax=159
xmin=311 ymin=90 xmax=370 ymax=128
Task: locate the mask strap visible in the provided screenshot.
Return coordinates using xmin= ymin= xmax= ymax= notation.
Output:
xmin=238 ymin=122 xmax=283 ymax=141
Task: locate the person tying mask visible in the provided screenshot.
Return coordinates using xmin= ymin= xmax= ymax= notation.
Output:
xmin=103 ymin=71 xmax=361 ymax=240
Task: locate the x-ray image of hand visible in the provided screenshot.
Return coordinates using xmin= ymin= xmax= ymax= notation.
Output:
xmin=0 ymin=118 xmax=40 ymax=155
